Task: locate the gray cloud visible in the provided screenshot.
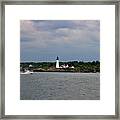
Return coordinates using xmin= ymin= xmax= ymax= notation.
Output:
xmin=20 ymin=20 xmax=100 ymax=62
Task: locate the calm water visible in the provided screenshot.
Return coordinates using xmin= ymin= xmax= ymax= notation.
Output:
xmin=20 ymin=72 xmax=100 ymax=100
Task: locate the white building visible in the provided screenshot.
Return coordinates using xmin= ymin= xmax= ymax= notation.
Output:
xmin=56 ymin=56 xmax=59 ymax=68
xmin=66 ymin=64 xmax=69 ymax=68
xmin=60 ymin=64 xmax=69 ymax=68
xmin=29 ymin=64 xmax=33 ymax=67
xmin=71 ymin=66 xmax=74 ymax=68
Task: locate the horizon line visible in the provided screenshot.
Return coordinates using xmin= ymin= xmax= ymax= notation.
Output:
xmin=20 ymin=60 xmax=100 ymax=63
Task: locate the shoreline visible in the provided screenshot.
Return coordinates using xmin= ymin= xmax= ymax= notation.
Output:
xmin=21 ymin=61 xmax=100 ymax=73
xmin=33 ymin=71 xmax=100 ymax=73
xmin=21 ymin=71 xmax=100 ymax=74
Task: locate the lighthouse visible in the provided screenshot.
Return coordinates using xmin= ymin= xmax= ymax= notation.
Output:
xmin=56 ymin=56 xmax=59 ymax=68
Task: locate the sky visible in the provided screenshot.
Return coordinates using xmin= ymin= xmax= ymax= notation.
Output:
xmin=20 ymin=20 xmax=100 ymax=62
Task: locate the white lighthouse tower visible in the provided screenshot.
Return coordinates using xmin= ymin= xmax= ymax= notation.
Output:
xmin=56 ymin=56 xmax=59 ymax=68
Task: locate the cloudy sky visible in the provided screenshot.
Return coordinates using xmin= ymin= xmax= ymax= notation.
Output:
xmin=20 ymin=20 xmax=100 ymax=62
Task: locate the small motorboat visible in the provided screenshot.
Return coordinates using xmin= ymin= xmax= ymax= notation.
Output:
xmin=20 ymin=70 xmax=33 ymax=74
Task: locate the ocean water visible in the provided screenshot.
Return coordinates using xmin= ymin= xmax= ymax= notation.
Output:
xmin=20 ymin=72 xmax=100 ymax=100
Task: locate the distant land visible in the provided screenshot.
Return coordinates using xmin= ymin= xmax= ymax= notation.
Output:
xmin=20 ymin=61 xmax=100 ymax=73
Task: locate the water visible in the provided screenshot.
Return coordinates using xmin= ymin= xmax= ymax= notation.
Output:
xmin=20 ymin=72 xmax=100 ymax=100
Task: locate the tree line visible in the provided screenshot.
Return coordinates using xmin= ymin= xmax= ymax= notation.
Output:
xmin=20 ymin=61 xmax=100 ymax=73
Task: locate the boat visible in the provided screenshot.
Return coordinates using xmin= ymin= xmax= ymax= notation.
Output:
xmin=20 ymin=70 xmax=33 ymax=74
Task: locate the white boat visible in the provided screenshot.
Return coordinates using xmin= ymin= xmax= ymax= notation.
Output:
xmin=20 ymin=70 xmax=33 ymax=74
